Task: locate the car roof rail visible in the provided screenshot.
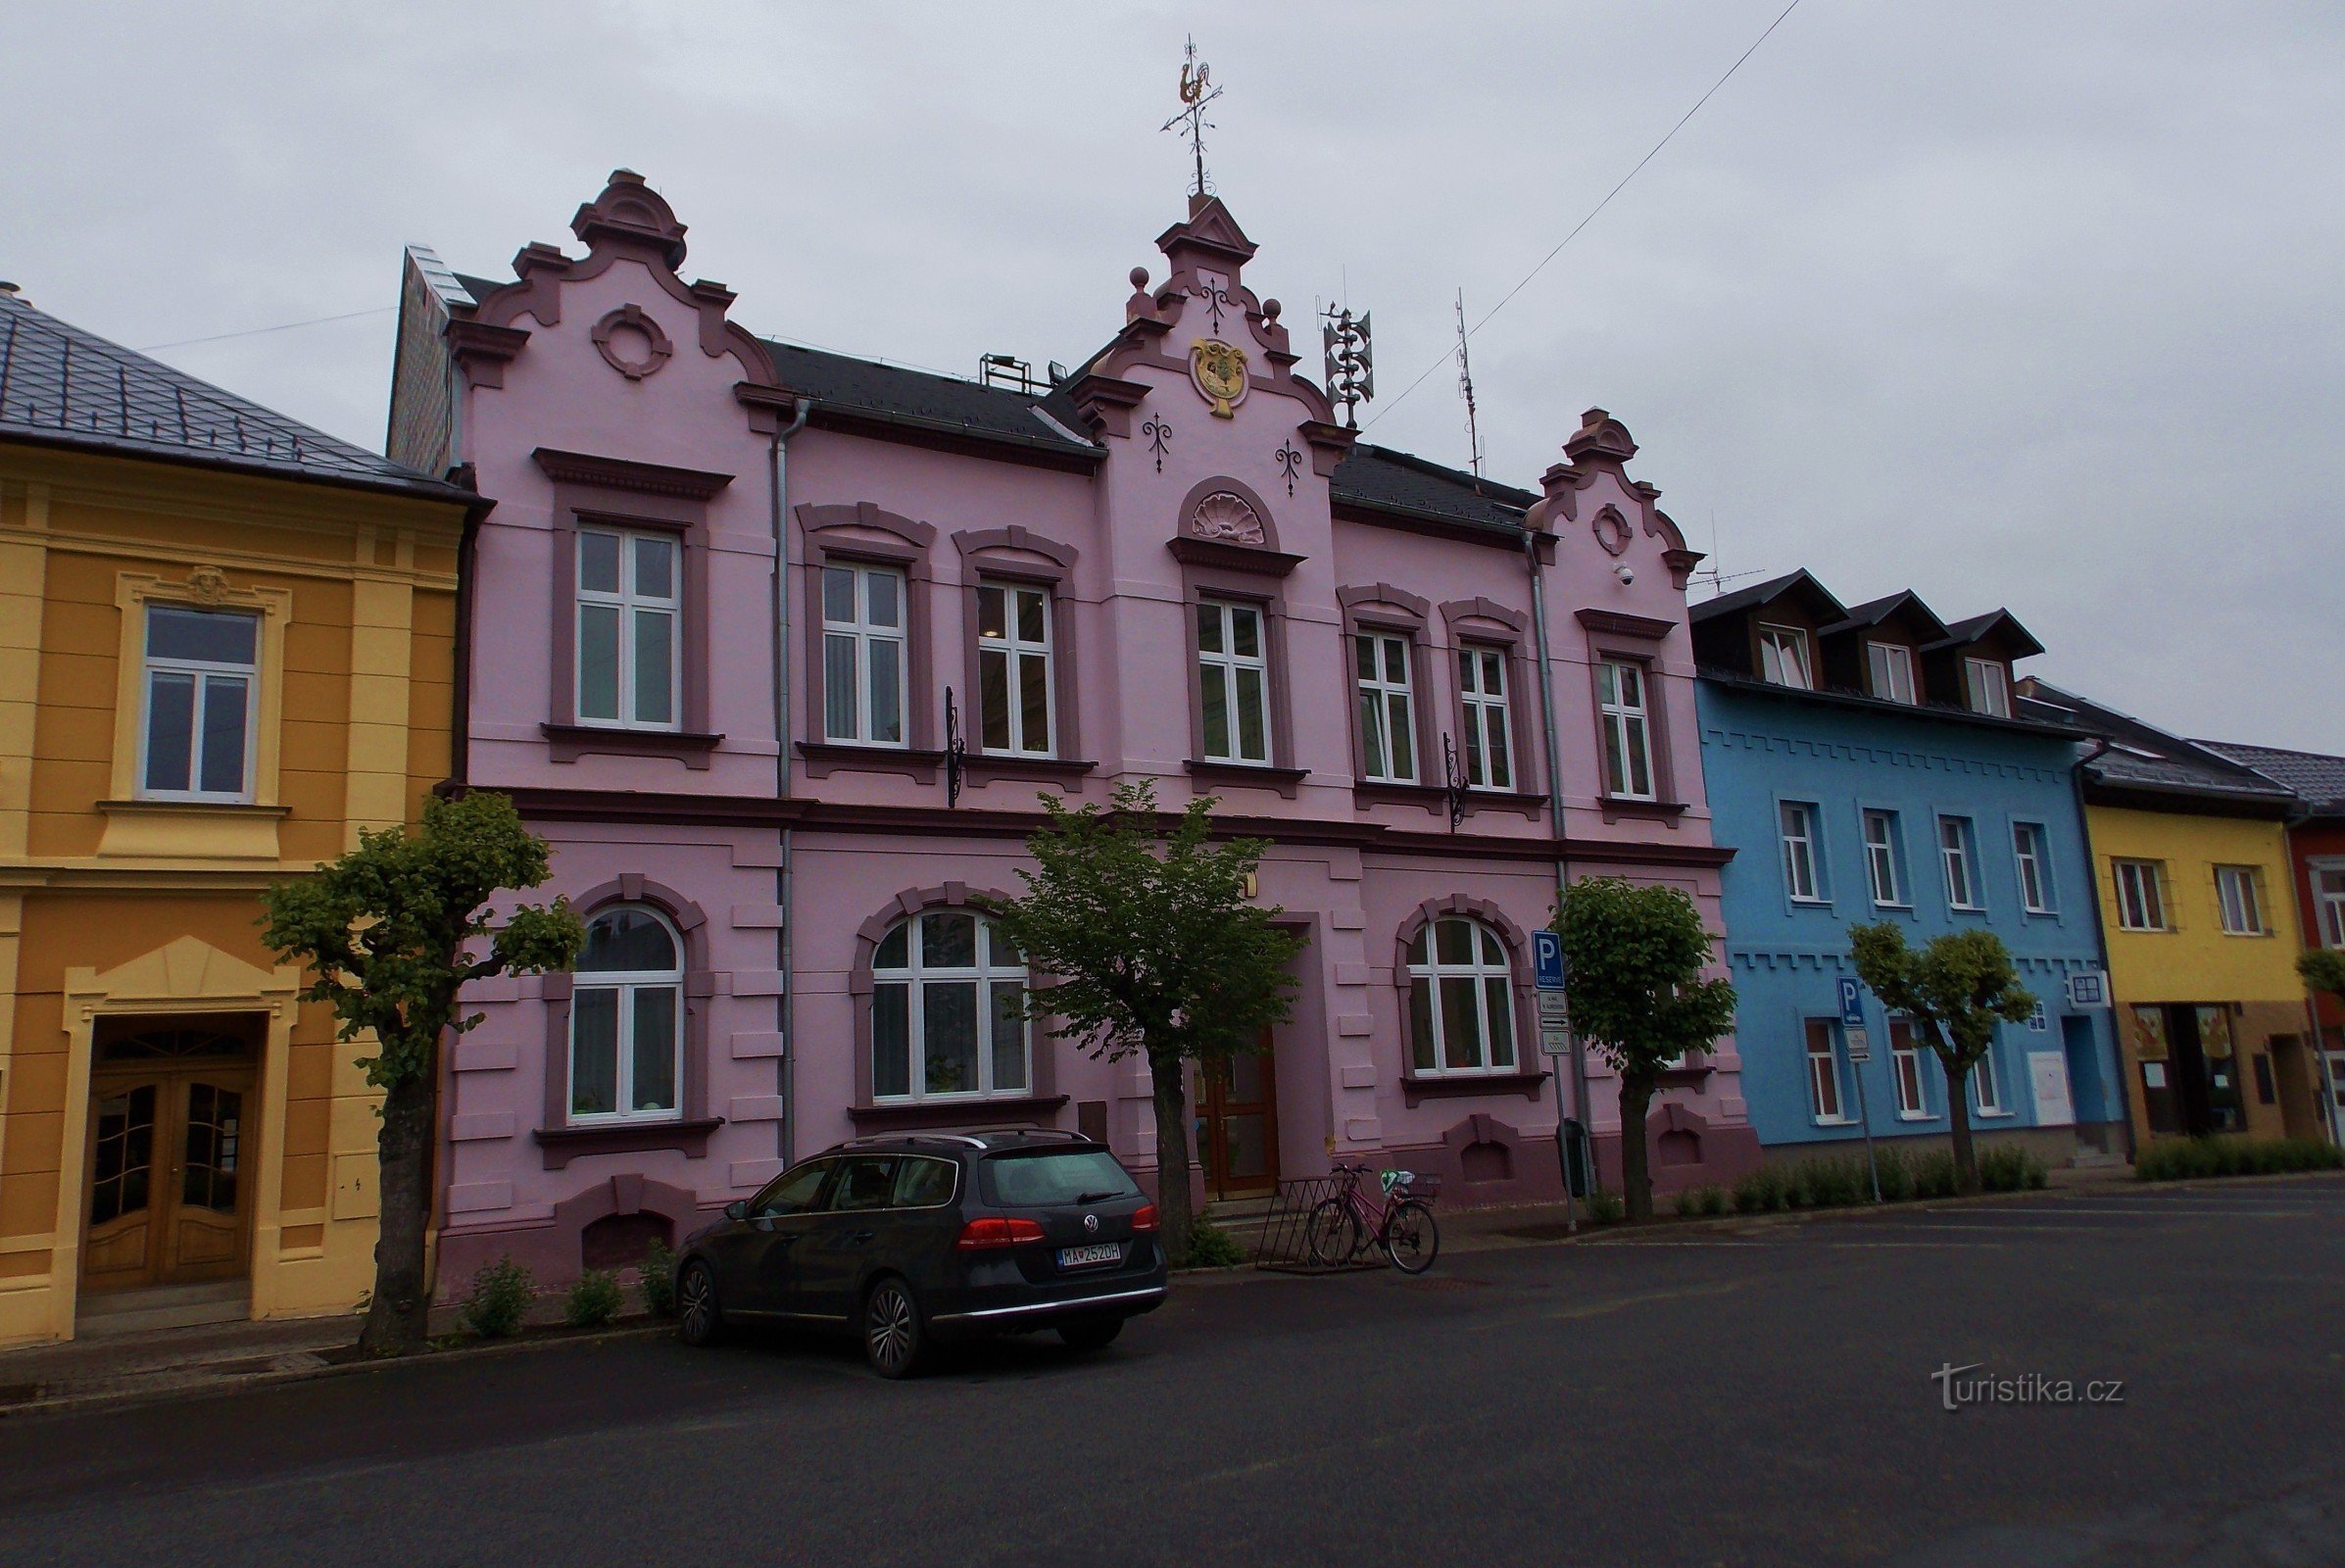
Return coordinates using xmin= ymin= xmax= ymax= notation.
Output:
xmin=830 ymin=1132 xmax=989 ymax=1152
xmin=965 ymin=1126 xmax=1092 ymax=1144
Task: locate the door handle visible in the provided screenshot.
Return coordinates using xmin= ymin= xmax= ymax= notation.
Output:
xmin=850 ymin=1230 xmax=875 ymax=1245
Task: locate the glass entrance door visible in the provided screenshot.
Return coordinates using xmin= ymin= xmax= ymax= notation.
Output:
xmin=1195 ymin=1028 xmax=1279 ymax=1201
xmin=82 ymin=1024 xmax=257 ymax=1295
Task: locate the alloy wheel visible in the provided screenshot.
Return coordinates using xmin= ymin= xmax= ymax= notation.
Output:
xmin=865 ymin=1281 xmax=920 ymax=1377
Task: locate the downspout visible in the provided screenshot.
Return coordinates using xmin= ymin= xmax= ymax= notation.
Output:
xmin=768 ymin=396 xmax=811 ymax=1167
xmin=2071 ymin=736 xmax=2138 ymax=1163
xmin=1523 ymin=514 xmax=1585 ymax=1228
xmin=2283 ymin=801 xmax=2342 ymax=1148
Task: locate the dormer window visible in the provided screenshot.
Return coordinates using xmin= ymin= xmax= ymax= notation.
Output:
xmin=1758 ymin=624 xmax=1812 ymax=690
xmin=1866 ymin=642 xmax=1917 ymax=705
xmin=1965 ymin=658 xmax=2011 ymax=717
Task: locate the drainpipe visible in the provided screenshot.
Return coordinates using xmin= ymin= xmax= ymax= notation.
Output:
xmin=2282 ymin=801 xmax=2343 ymax=1148
xmin=767 ymin=397 xmax=811 ymax=1165
xmin=1523 ymin=514 xmax=1584 ymax=1230
xmin=2071 ymin=737 xmax=2137 ymax=1163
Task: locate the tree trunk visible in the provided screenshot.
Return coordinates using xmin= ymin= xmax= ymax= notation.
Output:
xmin=1618 ymin=1069 xmax=1657 ymax=1222
xmin=1148 ymin=1047 xmax=1197 ymax=1263
xmin=359 ymin=1063 xmax=436 ymax=1355
xmin=1940 ymin=1054 xmax=1981 ymax=1197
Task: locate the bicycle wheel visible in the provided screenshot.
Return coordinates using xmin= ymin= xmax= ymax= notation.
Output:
xmin=1383 ymin=1200 xmax=1440 ymax=1275
xmin=1304 ymin=1197 xmax=1360 ymax=1267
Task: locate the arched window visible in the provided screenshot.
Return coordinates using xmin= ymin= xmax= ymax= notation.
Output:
xmin=569 ymin=906 xmax=683 ymax=1122
xmin=1406 ymin=917 xmax=1518 ymax=1075
xmin=872 ymin=910 xmax=1028 ymax=1102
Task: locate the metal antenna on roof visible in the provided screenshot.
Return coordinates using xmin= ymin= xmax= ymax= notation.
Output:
xmin=1322 ymin=306 xmax=1373 ymax=429
xmin=1453 ymin=290 xmax=1482 ymax=479
xmin=1160 ymin=36 xmax=1223 ymax=199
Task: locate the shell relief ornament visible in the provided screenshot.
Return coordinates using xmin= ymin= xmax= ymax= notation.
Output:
xmin=1189 ymin=337 xmax=1249 ymax=418
xmin=1189 ymin=491 xmax=1266 ymax=546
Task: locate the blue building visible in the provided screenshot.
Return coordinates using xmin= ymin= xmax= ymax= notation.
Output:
xmin=1690 ymin=572 xmax=2126 ymax=1165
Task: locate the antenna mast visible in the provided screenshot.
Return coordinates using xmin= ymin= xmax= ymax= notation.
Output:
xmin=1454 ymin=290 xmax=1483 ymax=478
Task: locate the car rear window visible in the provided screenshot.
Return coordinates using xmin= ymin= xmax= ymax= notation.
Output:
xmin=980 ymin=1149 xmax=1141 ymax=1207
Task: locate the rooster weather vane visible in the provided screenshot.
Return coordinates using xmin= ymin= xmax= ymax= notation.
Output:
xmin=1161 ymin=36 xmax=1224 ymax=199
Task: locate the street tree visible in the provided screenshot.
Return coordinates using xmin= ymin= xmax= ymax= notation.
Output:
xmin=1848 ymin=924 xmax=2036 ymax=1196
xmin=1555 ymin=877 xmax=1738 ymax=1222
xmin=986 ymin=782 xmax=1302 ymax=1261
xmin=2301 ymin=948 xmax=2345 ymax=1006
xmin=260 ymin=792 xmax=581 ymax=1355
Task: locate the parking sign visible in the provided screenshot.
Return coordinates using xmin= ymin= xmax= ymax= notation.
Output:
xmin=1534 ymin=930 xmax=1566 ymax=991
xmin=1835 ymin=976 xmax=1865 ymax=1027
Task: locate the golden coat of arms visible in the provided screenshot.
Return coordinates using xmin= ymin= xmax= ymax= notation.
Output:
xmin=1189 ymin=338 xmax=1248 ymax=417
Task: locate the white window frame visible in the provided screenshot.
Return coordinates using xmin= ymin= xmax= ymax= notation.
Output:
xmin=1596 ymin=659 xmax=1657 ymax=802
xmin=2013 ymin=822 xmax=2054 ymax=913
xmin=567 ymin=906 xmax=685 ymax=1126
xmin=821 ymin=563 xmax=908 ymax=747
xmin=1353 ymin=629 xmax=1417 ymax=783
xmin=1759 ymin=624 xmax=1813 ymax=690
xmin=1889 ymin=1018 xmax=1930 ymax=1119
xmin=2214 ymin=865 xmax=2265 ymax=937
xmin=1973 ymin=1041 xmax=2009 ymax=1116
xmin=1863 ymin=809 xmax=1905 ymax=907
xmin=975 ymin=580 xmax=1055 ymax=758
xmin=870 ymin=913 xmax=1031 ymax=1102
xmin=1806 ymin=1018 xmax=1851 ymax=1124
xmin=1780 ymin=802 xmax=1824 ymax=904
xmin=1867 ymin=641 xmax=1917 ymax=705
xmin=1406 ymin=917 xmax=1519 ymax=1077
xmin=1457 ymin=646 xmax=1514 ymax=792
xmin=1939 ymin=816 xmax=1981 ymax=909
xmin=1965 ymin=657 xmax=2011 ymax=717
xmin=137 ymin=604 xmax=260 ymax=802
xmin=574 ymin=526 xmax=682 ymax=731
xmin=2114 ymin=858 xmax=2167 ymax=932
xmin=1197 ymin=598 xmax=1271 ymax=765
xmin=2317 ymin=867 xmax=2345 ymax=949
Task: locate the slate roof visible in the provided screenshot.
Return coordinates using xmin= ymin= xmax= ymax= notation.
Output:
xmin=2024 ymin=679 xmax=2295 ymax=811
xmin=1327 ymin=444 xmax=1537 ymax=534
xmin=0 ymin=293 xmax=468 ymax=501
xmin=1935 ymin=609 xmax=2045 ymax=659
xmin=1688 ymin=568 xmax=1845 ymax=624
xmin=1822 ymin=589 xmax=1950 ymax=642
xmin=2197 ymin=741 xmax=2345 ymax=813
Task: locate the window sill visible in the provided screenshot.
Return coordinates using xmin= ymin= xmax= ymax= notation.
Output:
xmin=1165 ymin=535 xmax=1304 ymax=577
xmin=543 ymin=723 xmax=724 ymax=770
xmin=1894 ymin=1112 xmax=1936 ymax=1123
xmin=96 ymin=798 xmax=289 ymax=860
xmin=960 ymin=756 xmax=1099 ymax=786
xmin=1400 ymin=1069 xmax=1549 ymax=1107
xmin=1975 ymin=1109 xmax=2018 ymax=1120
xmin=1811 ymin=1116 xmax=1859 ymax=1128
xmin=797 ymin=741 xmax=946 ymax=783
xmin=534 ymin=1116 xmax=724 ymax=1170
xmin=1186 ymin=760 xmax=1310 ymax=799
xmin=849 ymin=1094 xmax=1069 ymax=1132
xmin=1597 ymin=797 xmax=1688 ymax=825
xmin=1787 ymin=897 xmax=1834 ymax=910
xmin=1348 ymin=782 xmax=1553 ymax=823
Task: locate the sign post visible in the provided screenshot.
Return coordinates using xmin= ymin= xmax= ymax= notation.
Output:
xmin=1837 ymin=977 xmax=1882 ymax=1203
xmin=1534 ymin=931 xmax=1581 ymax=1230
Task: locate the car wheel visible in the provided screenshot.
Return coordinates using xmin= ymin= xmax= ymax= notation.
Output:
xmin=861 ymin=1276 xmax=927 ymax=1379
xmin=677 ymin=1258 xmax=725 ymax=1347
xmin=1057 ymin=1317 xmax=1124 ymax=1353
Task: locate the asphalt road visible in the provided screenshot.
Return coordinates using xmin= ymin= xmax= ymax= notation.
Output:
xmin=2 ymin=1178 xmax=2341 ymax=1568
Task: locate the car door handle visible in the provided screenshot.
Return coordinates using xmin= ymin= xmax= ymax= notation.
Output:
xmin=850 ymin=1230 xmax=875 ymax=1245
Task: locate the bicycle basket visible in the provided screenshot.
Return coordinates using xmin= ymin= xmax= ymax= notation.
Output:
xmin=1380 ymin=1169 xmax=1440 ymax=1200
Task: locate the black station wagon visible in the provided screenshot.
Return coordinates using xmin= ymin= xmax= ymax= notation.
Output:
xmin=673 ymin=1130 xmax=1168 ymax=1376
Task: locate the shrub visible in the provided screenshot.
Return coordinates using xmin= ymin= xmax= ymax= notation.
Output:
xmin=460 ymin=1255 xmax=535 ymax=1339
xmin=1587 ymin=1191 xmax=1627 ymax=1224
xmin=564 ymin=1268 xmax=624 ymax=1330
xmin=2137 ymin=1136 xmax=2345 ymax=1182
xmin=639 ymin=1240 xmax=678 ymax=1318
xmin=1978 ymin=1146 xmax=2049 ymax=1193
xmin=1733 ymin=1165 xmax=1787 ymax=1215
xmin=1178 ymin=1219 xmax=1247 ymax=1269
xmin=1874 ymin=1147 xmax=1916 ymax=1202
xmin=1673 ymin=1185 xmax=1729 ymax=1219
xmin=1910 ymin=1151 xmax=1959 ymax=1200
xmin=1700 ymin=1184 xmax=1730 ymax=1216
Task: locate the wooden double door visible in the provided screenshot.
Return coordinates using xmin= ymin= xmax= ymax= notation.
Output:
xmin=82 ymin=1022 xmax=259 ymax=1295
xmin=1195 ymin=1028 xmax=1280 ymax=1201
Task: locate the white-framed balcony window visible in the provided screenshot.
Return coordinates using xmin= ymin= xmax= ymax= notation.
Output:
xmin=568 ymin=906 xmax=683 ymax=1123
xmin=1197 ymin=599 xmax=1270 ymax=764
xmin=1781 ymin=802 xmax=1824 ymax=904
xmin=2114 ymin=858 xmax=2167 ymax=932
xmin=1867 ymin=641 xmax=1917 ymax=705
xmin=871 ymin=911 xmax=1029 ymax=1102
xmin=1354 ymin=630 xmax=1416 ymax=783
xmin=1939 ymin=816 xmax=1981 ymax=909
xmin=1889 ymin=1018 xmax=1930 ymax=1119
xmin=576 ymin=528 xmax=679 ymax=729
xmin=1973 ymin=1042 xmax=2008 ymax=1116
xmin=1406 ymin=917 xmax=1518 ymax=1075
xmin=1863 ymin=809 xmax=1905 ymax=906
xmin=1805 ymin=1018 xmax=1850 ymax=1124
xmin=1965 ymin=658 xmax=2012 ymax=717
xmin=2013 ymin=822 xmax=2054 ymax=913
xmin=1457 ymin=647 xmax=1513 ymax=791
xmin=138 ymin=605 xmax=259 ymax=800
xmin=1596 ymin=659 xmax=1656 ymax=801
xmin=2215 ymin=865 xmax=2266 ymax=936
xmin=1759 ymin=624 xmax=1813 ymax=690
xmin=976 ymin=580 xmax=1053 ymax=757
xmin=2318 ymin=867 xmax=2345 ymax=948
xmin=822 ymin=564 xmax=906 ymax=747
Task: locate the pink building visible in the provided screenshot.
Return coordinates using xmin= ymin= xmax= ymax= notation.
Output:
xmin=388 ymin=171 xmax=1758 ymax=1286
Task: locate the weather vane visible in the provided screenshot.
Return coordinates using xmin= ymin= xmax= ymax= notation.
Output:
xmin=1160 ymin=35 xmax=1223 ymax=199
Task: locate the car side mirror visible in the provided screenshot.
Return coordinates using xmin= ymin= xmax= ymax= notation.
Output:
xmin=723 ymin=1200 xmax=749 ymax=1222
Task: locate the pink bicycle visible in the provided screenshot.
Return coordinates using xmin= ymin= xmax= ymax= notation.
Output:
xmin=1305 ymin=1161 xmax=1441 ymax=1274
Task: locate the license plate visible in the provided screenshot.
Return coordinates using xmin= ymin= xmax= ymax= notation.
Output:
xmin=1056 ymin=1243 xmax=1122 ymax=1269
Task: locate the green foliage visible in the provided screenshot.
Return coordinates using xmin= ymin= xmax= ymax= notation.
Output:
xmin=258 ymin=792 xmax=583 ymax=1092
xmin=1699 ymin=1184 xmax=1730 ymax=1216
xmin=1977 ymin=1146 xmax=2050 ymax=1192
xmin=1176 ymin=1219 xmax=1247 ymax=1269
xmin=1586 ymin=1191 xmax=1627 ymax=1224
xmin=2301 ymin=949 xmax=2345 ymax=1002
xmin=1673 ymin=1185 xmax=1731 ymax=1218
xmin=1847 ymin=925 xmax=2037 ymax=1075
xmin=1732 ymin=1165 xmax=1783 ymax=1214
xmin=2135 ymin=1136 xmax=2345 ymax=1181
xmin=460 ymin=1256 xmax=535 ymax=1339
xmin=563 ymin=1269 xmax=624 ymax=1329
xmin=1874 ymin=1147 xmax=1917 ymax=1202
xmin=1555 ymin=879 xmax=1738 ymax=1083
xmin=1909 ymin=1151 xmax=1960 ymax=1199
xmin=639 ymin=1241 xmax=678 ymax=1319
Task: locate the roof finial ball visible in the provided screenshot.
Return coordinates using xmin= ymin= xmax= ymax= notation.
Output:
xmin=1262 ymin=298 xmax=1282 ymax=321
xmin=1130 ymin=267 xmax=1150 ymax=290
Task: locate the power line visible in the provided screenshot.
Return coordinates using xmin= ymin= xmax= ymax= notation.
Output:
xmin=138 ymin=306 xmax=397 ymax=353
xmin=1363 ymin=0 xmax=1805 ymax=433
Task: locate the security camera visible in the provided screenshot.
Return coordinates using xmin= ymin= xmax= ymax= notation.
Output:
xmin=1614 ymin=563 xmax=1636 ymax=586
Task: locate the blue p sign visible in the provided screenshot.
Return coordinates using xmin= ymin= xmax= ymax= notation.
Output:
xmin=1836 ymin=976 xmax=1865 ymax=1027
xmin=1533 ymin=930 xmax=1566 ymax=991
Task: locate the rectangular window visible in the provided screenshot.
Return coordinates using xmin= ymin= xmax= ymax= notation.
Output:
xmin=1758 ymin=624 xmax=1812 ymax=690
xmin=976 ymin=581 xmax=1053 ymax=757
xmin=2215 ymin=865 xmax=2264 ymax=936
xmin=1353 ymin=630 xmax=1416 ymax=783
xmin=1965 ymin=657 xmax=2011 ymax=717
xmin=1863 ymin=809 xmax=1904 ymax=906
xmin=1596 ymin=660 xmax=1656 ymax=801
xmin=1457 ymin=647 xmax=1513 ymax=791
xmin=2114 ymin=858 xmax=2166 ymax=931
xmin=1867 ymin=641 xmax=1917 ymax=704
xmin=1780 ymin=802 xmax=1823 ymax=903
xmin=1197 ymin=599 xmax=1270 ymax=764
xmin=139 ymin=605 xmax=259 ymax=800
xmin=1940 ymin=817 xmax=1979 ymax=909
xmin=2013 ymin=822 xmax=2054 ymax=913
xmin=2318 ymin=868 xmax=2345 ymax=948
xmin=1974 ymin=1044 xmax=2006 ymax=1115
xmin=1889 ymin=1019 xmax=1930 ymax=1118
xmin=1805 ymin=1018 xmax=1848 ymax=1123
xmin=576 ymin=528 xmax=679 ymax=729
xmin=821 ymin=564 xmax=906 ymax=747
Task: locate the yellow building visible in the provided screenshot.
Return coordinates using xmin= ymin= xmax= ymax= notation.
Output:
xmin=2027 ymin=681 xmax=2327 ymax=1149
xmin=0 ymin=291 xmax=470 ymax=1344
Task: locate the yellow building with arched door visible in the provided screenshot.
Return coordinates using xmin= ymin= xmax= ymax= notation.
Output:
xmin=0 ymin=291 xmax=471 ymax=1345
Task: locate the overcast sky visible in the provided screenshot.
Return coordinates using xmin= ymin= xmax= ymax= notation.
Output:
xmin=8 ymin=2 xmax=2339 ymax=750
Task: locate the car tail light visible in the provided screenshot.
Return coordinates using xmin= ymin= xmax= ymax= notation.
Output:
xmin=1130 ymin=1203 xmax=1158 ymax=1233
xmin=955 ymin=1216 xmax=1047 ymax=1250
